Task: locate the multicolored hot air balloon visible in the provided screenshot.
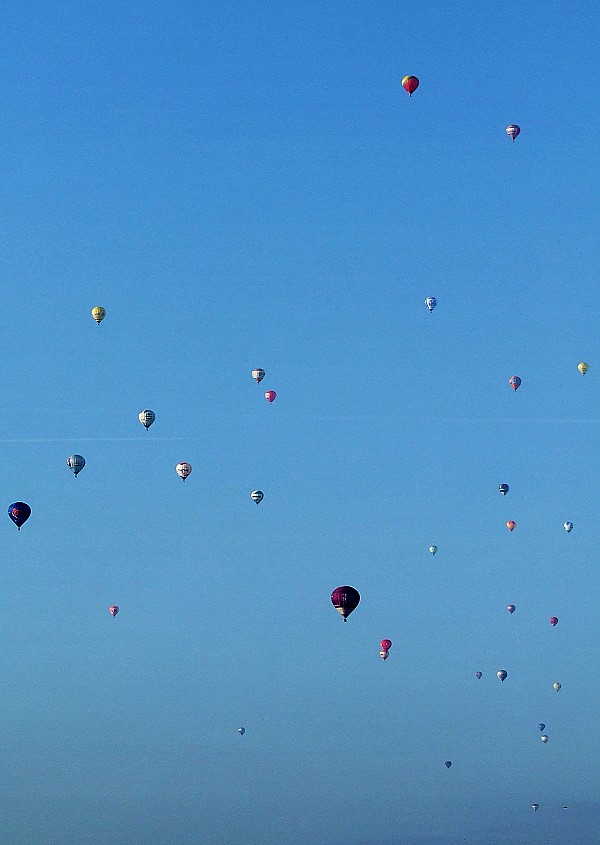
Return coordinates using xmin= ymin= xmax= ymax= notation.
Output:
xmin=66 ymin=454 xmax=85 ymax=477
xmin=264 ymin=390 xmax=277 ymax=403
xmin=553 ymin=682 xmax=561 ymax=691
xmin=250 ymin=490 xmax=264 ymax=505
xmin=540 ymin=735 xmax=549 ymax=743
xmin=109 ymin=605 xmax=119 ymax=617
xmin=550 ymin=616 xmax=558 ymax=626
xmin=506 ymin=520 xmax=516 ymax=532
xmin=444 ymin=760 xmax=452 ymax=769
xmin=578 ymin=362 xmax=589 ymax=376
xmin=475 ymin=671 xmax=482 ymax=679
xmin=8 ymin=502 xmax=31 ymax=530
xmin=331 ymin=586 xmax=360 ymax=622
xmin=499 ymin=484 xmax=509 ymax=496
xmin=139 ymin=410 xmax=155 ymax=430
xmin=176 ymin=462 xmax=192 ymax=481
xmin=506 ymin=124 xmax=520 ymax=141
xmin=509 ymin=375 xmax=522 ymax=391
xmin=402 ymin=75 xmax=419 ymax=96
xmin=563 ymin=522 xmax=573 ymax=533
xmin=428 ymin=545 xmax=438 ymax=555
xmin=425 ymin=296 xmax=437 ymax=312
xmin=251 ymin=369 xmax=265 ymax=384
xmin=91 ymin=306 xmax=106 ymax=324
xmin=497 ymin=670 xmax=508 ymax=683
xmin=507 ymin=604 xmax=516 ymax=614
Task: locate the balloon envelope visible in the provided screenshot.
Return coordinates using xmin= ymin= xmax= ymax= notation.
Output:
xmin=402 ymin=75 xmax=419 ymax=96
xmin=509 ymin=375 xmax=522 ymax=391
xmin=531 ymin=804 xmax=539 ymax=812
xmin=66 ymin=454 xmax=86 ymax=476
xmin=331 ymin=586 xmax=360 ymax=621
xmin=380 ymin=639 xmax=392 ymax=651
xmin=444 ymin=760 xmax=452 ymax=768
xmin=425 ymin=296 xmax=437 ymax=312
xmin=497 ymin=670 xmax=508 ymax=683
xmin=578 ymin=362 xmax=589 ymax=375
xmin=109 ymin=605 xmax=119 ymax=617
xmin=563 ymin=522 xmax=573 ymax=532
xmin=264 ymin=390 xmax=277 ymax=403
xmin=8 ymin=502 xmax=31 ymax=530
xmin=506 ymin=520 xmax=516 ymax=531
xmin=538 ymin=724 xmax=545 ymax=731
xmin=507 ymin=604 xmax=516 ymax=614
xmin=251 ymin=368 xmax=265 ymax=384
xmin=549 ymin=616 xmax=558 ymax=626
xmin=499 ymin=483 xmax=509 ymax=495
xmin=238 ymin=727 xmax=245 ymax=735
xmin=176 ymin=462 xmax=192 ymax=481
xmin=553 ymin=682 xmax=561 ymax=691
xmin=428 ymin=545 xmax=438 ymax=555
xmin=506 ymin=124 xmax=521 ymax=141
xmin=475 ymin=671 xmax=482 ymax=679
xmin=250 ymin=490 xmax=264 ymax=505
xmin=91 ymin=306 xmax=106 ymax=324
xmin=541 ymin=735 xmax=549 ymax=743
xmin=139 ymin=410 xmax=155 ymax=429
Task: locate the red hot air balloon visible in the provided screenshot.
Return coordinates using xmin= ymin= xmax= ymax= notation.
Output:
xmin=402 ymin=75 xmax=419 ymax=96
xmin=331 ymin=586 xmax=360 ymax=622
xmin=109 ymin=605 xmax=119 ymax=617
xmin=507 ymin=604 xmax=516 ymax=614
xmin=509 ymin=375 xmax=522 ymax=391
xmin=550 ymin=616 xmax=558 ymax=626
xmin=506 ymin=520 xmax=516 ymax=532
xmin=264 ymin=390 xmax=277 ymax=403
xmin=380 ymin=639 xmax=392 ymax=651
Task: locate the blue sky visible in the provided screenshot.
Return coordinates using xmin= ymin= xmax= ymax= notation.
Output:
xmin=0 ymin=1 xmax=599 ymax=842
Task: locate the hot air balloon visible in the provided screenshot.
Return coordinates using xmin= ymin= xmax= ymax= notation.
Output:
xmin=380 ymin=650 xmax=389 ymax=660
xmin=475 ymin=671 xmax=482 ymax=679
xmin=563 ymin=522 xmax=573 ymax=533
xmin=91 ymin=306 xmax=106 ymax=324
xmin=540 ymin=735 xmax=549 ymax=743
xmin=497 ymin=670 xmax=508 ymax=683
xmin=8 ymin=502 xmax=31 ymax=530
xmin=549 ymin=616 xmax=558 ymax=627
xmin=538 ymin=724 xmax=545 ymax=732
xmin=176 ymin=462 xmax=192 ymax=481
xmin=553 ymin=682 xmax=561 ymax=691
xmin=238 ymin=727 xmax=245 ymax=735
xmin=139 ymin=410 xmax=155 ymax=430
xmin=331 ymin=586 xmax=360 ymax=622
xmin=109 ymin=605 xmax=119 ymax=617
xmin=402 ymin=75 xmax=419 ymax=96
xmin=264 ymin=390 xmax=277 ymax=403
xmin=509 ymin=375 xmax=522 ymax=391
xmin=428 ymin=545 xmax=438 ymax=555
xmin=506 ymin=520 xmax=516 ymax=532
xmin=250 ymin=490 xmax=264 ymax=505
xmin=578 ymin=362 xmax=589 ymax=376
xmin=381 ymin=639 xmax=392 ymax=652
xmin=499 ymin=483 xmax=509 ymax=496
xmin=66 ymin=454 xmax=85 ymax=477
xmin=506 ymin=124 xmax=520 ymax=141
xmin=507 ymin=604 xmax=516 ymax=614
xmin=251 ymin=368 xmax=265 ymax=384
xmin=444 ymin=760 xmax=452 ymax=769
xmin=425 ymin=296 xmax=437 ymax=312
xmin=531 ymin=804 xmax=539 ymax=812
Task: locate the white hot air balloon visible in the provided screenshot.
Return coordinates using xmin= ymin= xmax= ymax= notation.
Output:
xmin=251 ymin=369 xmax=265 ymax=384
xmin=540 ymin=735 xmax=549 ymax=743
xmin=66 ymin=454 xmax=86 ymax=477
xmin=563 ymin=521 xmax=573 ymax=533
xmin=428 ymin=545 xmax=438 ymax=555
xmin=139 ymin=409 xmax=156 ymax=430
xmin=176 ymin=462 xmax=192 ymax=481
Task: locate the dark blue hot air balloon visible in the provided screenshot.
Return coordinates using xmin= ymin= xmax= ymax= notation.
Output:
xmin=8 ymin=502 xmax=31 ymax=530
xmin=538 ymin=723 xmax=545 ymax=732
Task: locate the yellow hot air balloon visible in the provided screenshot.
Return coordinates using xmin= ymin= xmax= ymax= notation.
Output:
xmin=91 ymin=306 xmax=106 ymax=325
xmin=578 ymin=362 xmax=589 ymax=375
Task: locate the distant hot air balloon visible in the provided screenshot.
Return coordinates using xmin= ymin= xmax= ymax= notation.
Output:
xmin=238 ymin=727 xmax=245 ymax=735
xmin=380 ymin=650 xmax=389 ymax=660
xmin=497 ymin=670 xmax=508 ymax=683
xmin=264 ymin=390 xmax=277 ymax=403
xmin=381 ymin=639 xmax=392 ymax=652
xmin=538 ymin=724 xmax=545 ymax=732
xmin=109 ymin=605 xmax=119 ymax=617
xmin=331 ymin=586 xmax=360 ymax=622
xmin=139 ymin=410 xmax=155 ymax=430
xmin=91 ymin=306 xmax=106 ymax=324
xmin=251 ymin=368 xmax=265 ymax=384
xmin=499 ymin=484 xmax=509 ymax=496
xmin=402 ymin=75 xmax=419 ymax=96
xmin=507 ymin=604 xmax=516 ymax=614
xmin=578 ymin=362 xmax=589 ymax=376
xmin=563 ymin=522 xmax=573 ymax=533
xmin=444 ymin=760 xmax=452 ymax=768
xmin=176 ymin=462 xmax=192 ymax=481
xmin=549 ymin=616 xmax=558 ymax=626
xmin=66 ymin=454 xmax=85 ymax=477
xmin=540 ymin=735 xmax=549 ymax=743
xmin=428 ymin=545 xmax=438 ymax=555
xmin=553 ymin=682 xmax=561 ymax=691
xmin=250 ymin=490 xmax=264 ymax=505
xmin=531 ymin=804 xmax=539 ymax=812
xmin=506 ymin=124 xmax=521 ymax=141
xmin=425 ymin=296 xmax=437 ymax=312
xmin=8 ymin=502 xmax=31 ymax=530
xmin=509 ymin=375 xmax=522 ymax=391
xmin=506 ymin=520 xmax=516 ymax=532
xmin=475 ymin=671 xmax=482 ymax=679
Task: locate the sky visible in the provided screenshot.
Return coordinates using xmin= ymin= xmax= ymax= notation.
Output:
xmin=0 ymin=0 xmax=599 ymax=842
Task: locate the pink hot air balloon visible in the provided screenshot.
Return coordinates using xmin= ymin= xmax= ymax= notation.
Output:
xmin=264 ymin=390 xmax=277 ymax=403
xmin=550 ymin=616 xmax=559 ymax=626
xmin=109 ymin=605 xmax=119 ymax=617
xmin=506 ymin=520 xmax=516 ymax=532
xmin=507 ymin=604 xmax=516 ymax=614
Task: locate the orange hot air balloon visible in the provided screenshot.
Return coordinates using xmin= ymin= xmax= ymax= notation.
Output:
xmin=401 ymin=75 xmax=419 ymax=96
xmin=506 ymin=520 xmax=516 ymax=532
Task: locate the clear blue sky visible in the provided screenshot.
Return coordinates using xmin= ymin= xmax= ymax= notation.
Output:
xmin=0 ymin=1 xmax=599 ymax=842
